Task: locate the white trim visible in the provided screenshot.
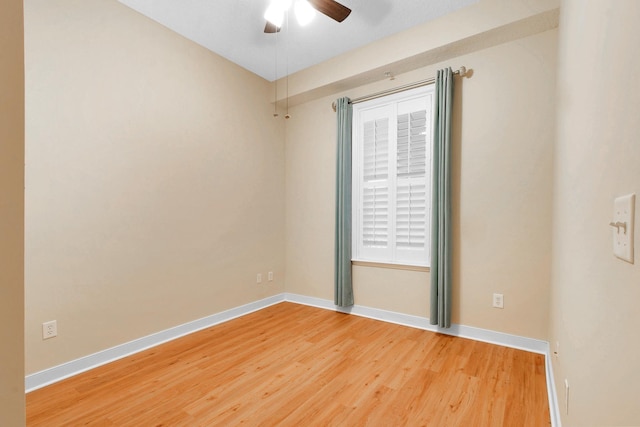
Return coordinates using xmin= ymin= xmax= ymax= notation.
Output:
xmin=352 ymin=260 xmax=430 ymax=272
xmin=25 ymin=294 xmax=285 ymax=392
xmin=24 ymin=291 xmax=561 ymax=427
xmin=545 ymin=348 xmax=562 ymax=427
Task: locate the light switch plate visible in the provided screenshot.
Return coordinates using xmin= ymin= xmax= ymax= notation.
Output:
xmin=613 ymin=193 xmax=635 ymax=263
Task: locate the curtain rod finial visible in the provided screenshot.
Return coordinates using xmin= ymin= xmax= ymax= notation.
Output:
xmin=458 ymin=66 xmax=467 ymax=77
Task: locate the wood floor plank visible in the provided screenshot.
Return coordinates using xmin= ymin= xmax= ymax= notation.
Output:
xmin=27 ymin=302 xmax=550 ymax=426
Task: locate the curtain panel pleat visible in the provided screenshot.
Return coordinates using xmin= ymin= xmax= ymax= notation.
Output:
xmin=430 ymin=68 xmax=453 ymax=328
xmin=335 ymin=97 xmax=354 ymax=307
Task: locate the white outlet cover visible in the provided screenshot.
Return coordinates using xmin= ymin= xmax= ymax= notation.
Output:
xmin=492 ymin=293 xmax=504 ymax=309
xmin=612 ymin=193 xmax=635 ymax=263
xmin=42 ymin=320 xmax=57 ymax=340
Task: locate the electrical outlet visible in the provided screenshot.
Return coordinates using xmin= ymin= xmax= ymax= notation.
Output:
xmin=492 ymin=293 xmax=504 ymax=309
xmin=42 ymin=320 xmax=57 ymax=340
xmin=268 ymin=271 xmax=274 ymax=281
xmin=257 ymin=273 xmax=262 ymax=284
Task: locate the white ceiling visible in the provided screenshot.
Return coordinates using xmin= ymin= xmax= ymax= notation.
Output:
xmin=118 ymin=0 xmax=479 ymax=81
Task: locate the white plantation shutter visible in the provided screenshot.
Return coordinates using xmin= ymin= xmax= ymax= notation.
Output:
xmin=395 ymin=100 xmax=431 ymax=265
xmin=362 ymin=187 xmax=388 ymax=247
xmin=362 ymin=117 xmax=389 ymax=250
xmin=396 ymin=182 xmax=427 ymax=249
xmin=363 ymin=119 xmax=389 ymax=181
xmin=356 ymin=107 xmax=393 ymax=260
xmin=397 ymin=111 xmax=427 ymax=179
xmin=353 ymin=87 xmax=433 ymax=267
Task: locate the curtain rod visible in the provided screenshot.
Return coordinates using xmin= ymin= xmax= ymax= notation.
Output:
xmin=331 ymin=66 xmax=466 ymax=112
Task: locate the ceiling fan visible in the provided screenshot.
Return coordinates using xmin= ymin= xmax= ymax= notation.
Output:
xmin=264 ymin=0 xmax=352 ymax=33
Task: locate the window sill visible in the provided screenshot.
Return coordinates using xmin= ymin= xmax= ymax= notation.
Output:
xmin=351 ymin=260 xmax=430 ymax=272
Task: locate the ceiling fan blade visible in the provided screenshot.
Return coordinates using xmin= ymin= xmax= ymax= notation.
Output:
xmin=264 ymin=21 xmax=281 ymax=33
xmin=308 ymin=0 xmax=351 ymax=22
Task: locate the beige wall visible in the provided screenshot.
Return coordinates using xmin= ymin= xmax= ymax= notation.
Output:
xmin=24 ymin=0 xmax=285 ymax=374
xmin=285 ymin=29 xmax=557 ymax=339
xmin=284 ymin=0 xmax=559 ymax=104
xmin=550 ymin=1 xmax=640 ymax=425
xmin=0 ymin=0 xmax=25 ymax=424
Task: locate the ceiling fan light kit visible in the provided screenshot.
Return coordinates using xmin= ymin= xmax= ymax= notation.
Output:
xmin=265 ymin=0 xmax=315 ymax=28
xmin=264 ymin=0 xmax=351 ymax=32
xmin=264 ymin=0 xmax=290 ymax=28
xmin=295 ymin=0 xmax=316 ymax=26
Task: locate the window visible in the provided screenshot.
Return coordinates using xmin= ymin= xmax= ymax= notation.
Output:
xmin=352 ymin=86 xmax=434 ymax=267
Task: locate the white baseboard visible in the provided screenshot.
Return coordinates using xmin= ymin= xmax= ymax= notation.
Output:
xmin=24 ymin=291 xmax=561 ymax=426
xmin=545 ymin=348 xmax=562 ymax=427
xmin=25 ymin=294 xmax=285 ymax=392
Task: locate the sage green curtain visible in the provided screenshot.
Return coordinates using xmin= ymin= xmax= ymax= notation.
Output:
xmin=335 ymin=97 xmax=354 ymax=307
xmin=430 ymin=68 xmax=453 ymax=328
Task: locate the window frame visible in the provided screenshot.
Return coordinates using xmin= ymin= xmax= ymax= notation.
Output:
xmin=351 ymin=85 xmax=434 ymax=268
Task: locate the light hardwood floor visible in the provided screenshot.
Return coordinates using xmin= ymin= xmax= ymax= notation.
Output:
xmin=27 ymin=302 xmax=550 ymax=426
